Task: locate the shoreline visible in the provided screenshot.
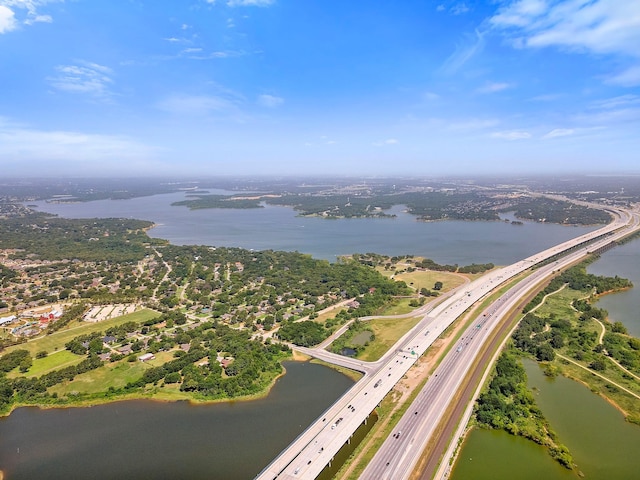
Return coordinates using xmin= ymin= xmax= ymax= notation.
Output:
xmin=0 ymin=350 xmax=358 ymax=419
xmin=0 ymin=355 xmax=311 ymax=419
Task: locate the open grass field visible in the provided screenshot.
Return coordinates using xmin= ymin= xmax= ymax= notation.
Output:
xmin=376 ymin=298 xmax=416 ymax=316
xmin=359 ymin=316 xmax=422 ymax=361
xmin=19 ymin=350 xmax=84 ymax=378
xmin=533 ymin=287 xmax=586 ymax=319
xmin=313 ymin=306 xmax=346 ymax=324
xmin=48 ymin=349 xmax=182 ymax=396
xmin=49 ymin=360 xmax=148 ymax=395
xmin=378 ymin=267 xmax=468 ymax=293
xmin=4 ymin=309 xmax=159 ymax=357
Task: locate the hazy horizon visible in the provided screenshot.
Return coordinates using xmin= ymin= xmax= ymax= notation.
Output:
xmin=1 ymin=1 xmax=639 ymax=177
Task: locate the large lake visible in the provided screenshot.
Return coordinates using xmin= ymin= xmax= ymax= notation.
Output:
xmin=21 ymin=193 xmax=637 ymax=479
xmin=0 ymin=362 xmax=353 ymax=480
xmin=587 ymin=239 xmax=640 ymax=337
xmin=31 ymin=191 xmax=598 ymax=265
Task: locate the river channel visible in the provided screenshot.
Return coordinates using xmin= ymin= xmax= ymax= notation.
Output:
xmin=0 ymin=362 xmax=353 ymax=479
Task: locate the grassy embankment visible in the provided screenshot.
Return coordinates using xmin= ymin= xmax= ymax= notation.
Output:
xmin=352 ymin=269 xmax=469 ymax=361
xmin=334 ymin=272 xmax=533 ymax=479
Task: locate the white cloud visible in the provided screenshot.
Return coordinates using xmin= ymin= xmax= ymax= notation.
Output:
xmin=491 ymin=0 xmax=640 ymax=58
xmin=157 ymin=94 xmax=237 ymax=116
xmin=0 ymin=118 xmax=160 ymax=173
xmin=528 ymin=93 xmax=562 ymax=102
xmin=0 ymin=0 xmax=60 ymax=32
xmin=590 ymin=94 xmax=640 ymax=110
xmin=490 ymin=0 xmax=547 ymax=28
xmin=25 ymin=14 xmax=51 ymax=24
xmin=257 ymin=94 xmax=283 ymax=108
xmin=490 ymin=130 xmax=532 ymax=140
xmin=476 ymin=82 xmax=513 ymax=94
xmin=605 ymin=65 xmax=640 ymax=87
xmin=183 ymin=50 xmax=246 ymax=60
xmin=440 ymin=29 xmax=485 ymax=74
xmin=48 ymin=62 xmax=114 ymax=98
xmin=543 ymin=128 xmax=574 ymax=139
xmin=227 ymin=0 xmax=274 ymax=6
xmin=451 ymin=3 xmax=470 ymax=15
xmin=448 ymin=118 xmax=499 ymax=130
xmin=372 ymin=138 xmax=398 ymax=146
xmin=436 ymin=5 xmax=445 ymax=12
xmin=0 ymin=5 xmax=16 ymax=33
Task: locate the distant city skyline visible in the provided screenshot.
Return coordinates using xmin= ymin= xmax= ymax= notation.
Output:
xmin=1 ymin=0 xmax=639 ymax=177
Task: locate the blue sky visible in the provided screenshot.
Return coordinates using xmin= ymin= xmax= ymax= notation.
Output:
xmin=1 ymin=0 xmax=639 ymax=177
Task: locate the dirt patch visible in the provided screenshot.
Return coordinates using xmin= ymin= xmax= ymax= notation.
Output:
xmin=291 ymin=350 xmax=311 ymax=362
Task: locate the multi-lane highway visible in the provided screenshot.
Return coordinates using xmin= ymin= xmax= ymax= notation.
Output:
xmin=256 ymin=205 xmax=639 ymax=480
xmin=361 ymin=205 xmax=640 ymax=480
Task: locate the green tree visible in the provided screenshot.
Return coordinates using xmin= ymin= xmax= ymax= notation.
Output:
xmin=612 ymin=322 xmax=628 ymax=334
xmin=19 ymin=356 xmax=33 ymax=373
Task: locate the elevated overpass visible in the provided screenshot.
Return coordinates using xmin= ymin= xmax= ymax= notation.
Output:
xmin=256 ymin=205 xmax=638 ymax=480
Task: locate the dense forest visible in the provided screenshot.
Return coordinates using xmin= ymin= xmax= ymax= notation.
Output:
xmin=0 ymin=212 xmax=154 ymax=262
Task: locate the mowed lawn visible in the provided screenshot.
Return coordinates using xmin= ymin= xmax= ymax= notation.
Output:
xmin=49 ymin=350 xmax=176 ymax=395
xmin=377 ymin=298 xmax=416 ymax=316
xmin=391 ymin=270 xmax=467 ymax=293
xmin=4 ymin=308 xmax=159 ymax=357
xmin=14 ymin=350 xmax=85 ymax=378
xmin=359 ymin=316 xmax=422 ymax=361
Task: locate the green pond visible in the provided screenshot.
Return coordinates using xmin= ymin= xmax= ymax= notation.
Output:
xmin=451 ymin=359 xmax=640 ymax=480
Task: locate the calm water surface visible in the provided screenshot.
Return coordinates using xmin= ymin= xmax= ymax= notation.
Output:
xmin=587 ymin=238 xmax=640 ymax=337
xmin=25 ymin=193 xmax=627 ymax=479
xmin=31 ymin=193 xmax=598 ymax=265
xmin=452 ymin=359 xmax=640 ymax=480
xmin=0 ymin=362 xmax=353 ymax=480
xmin=450 ymin=428 xmax=575 ymax=480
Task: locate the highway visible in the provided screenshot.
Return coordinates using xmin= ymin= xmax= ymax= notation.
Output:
xmin=361 ymin=205 xmax=640 ymax=480
xmin=256 ymin=205 xmax=639 ymax=480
